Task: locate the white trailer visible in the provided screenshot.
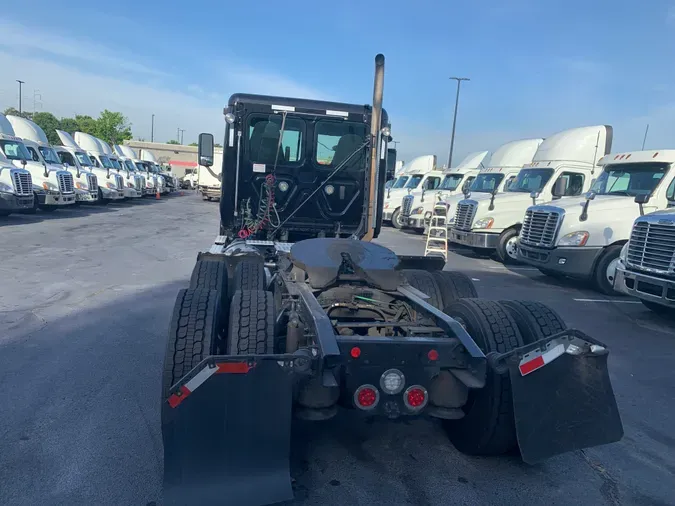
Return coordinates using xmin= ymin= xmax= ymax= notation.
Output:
xmin=197 ymin=150 xmax=223 ymax=201
xmin=449 ymin=125 xmax=613 ymax=264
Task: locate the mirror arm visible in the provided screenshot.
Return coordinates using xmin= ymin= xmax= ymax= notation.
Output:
xmin=579 ymin=200 xmax=590 ymax=221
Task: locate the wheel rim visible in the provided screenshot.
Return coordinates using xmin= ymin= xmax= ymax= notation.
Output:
xmin=505 ymin=237 xmax=519 ymax=260
xmin=606 ymin=257 xmax=620 ymax=286
xmin=396 ymin=214 xmax=405 ymax=227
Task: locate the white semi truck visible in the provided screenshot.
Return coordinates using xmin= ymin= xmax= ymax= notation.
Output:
xmin=115 ymin=144 xmax=166 ymax=195
xmin=197 ymin=150 xmax=223 ymax=201
xmin=449 ymin=125 xmax=613 ymax=264
xmin=141 ymin=149 xmax=178 ymax=191
xmin=74 ymin=132 xmax=126 ymax=202
xmin=382 ymin=154 xmax=439 ymax=228
xmin=0 ymin=114 xmax=75 ymax=211
xmin=401 ymin=151 xmax=490 ymax=233
xmin=518 ymin=149 xmax=675 ymax=294
xmin=96 ymin=140 xmax=143 ymax=199
xmin=615 ymin=208 xmax=675 ymax=314
xmin=0 ymin=145 xmax=34 ymax=216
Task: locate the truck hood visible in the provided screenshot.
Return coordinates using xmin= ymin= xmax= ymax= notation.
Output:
xmin=468 ymin=192 xmax=540 ymax=229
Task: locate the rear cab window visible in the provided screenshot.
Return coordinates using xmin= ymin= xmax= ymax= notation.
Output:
xmin=314 ymin=120 xmax=367 ymax=170
xmin=246 ymin=114 xmax=305 ymax=166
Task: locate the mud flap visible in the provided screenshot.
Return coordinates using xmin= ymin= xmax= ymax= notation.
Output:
xmin=162 ymin=359 xmax=294 ymax=506
xmin=507 ymin=340 xmax=623 ymax=464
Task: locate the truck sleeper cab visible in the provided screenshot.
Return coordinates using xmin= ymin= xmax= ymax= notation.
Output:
xmin=108 ymin=155 xmax=142 ymax=198
xmin=449 ymin=125 xmax=612 ymax=264
xmin=385 ymin=170 xmax=444 ymax=228
xmin=519 ymin=150 xmax=675 ymax=294
xmin=54 ymin=146 xmax=98 ymax=203
xmin=382 ymin=154 xmax=436 ymax=227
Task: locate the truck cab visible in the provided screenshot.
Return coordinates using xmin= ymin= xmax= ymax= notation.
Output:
xmin=114 ymin=145 xmax=158 ymax=195
xmin=518 ymin=149 xmax=675 ymax=294
xmin=402 ymin=150 xmax=489 ymax=233
xmin=141 ymin=149 xmax=177 ymax=192
xmin=615 ymin=208 xmax=675 ymax=314
xmin=0 ymin=146 xmax=33 ymax=216
xmin=74 ymin=132 xmax=125 ymax=201
xmin=382 ymin=155 xmax=442 ymax=229
xmin=53 ymin=146 xmax=99 ymax=203
xmin=449 ymin=125 xmax=613 ymax=264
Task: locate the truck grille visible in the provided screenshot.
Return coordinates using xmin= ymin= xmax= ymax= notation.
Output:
xmin=401 ymin=195 xmax=414 ymax=217
xmin=57 ymin=172 xmax=74 ymax=194
xmin=454 ymin=202 xmax=476 ymax=231
xmin=134 ymin=175 xmax=143 ymax=190
xmin=114 ymin=174 xmax=124 ymax=189
xmin=520 ymin=209 xmax=562 ymax=247
xmin=11 ymin=170 xmax=33 ymax=196
xmin=626 ymin=221 xmax=675 ymax=274
xmin=86 ymin=173 xmax=98 ymax=192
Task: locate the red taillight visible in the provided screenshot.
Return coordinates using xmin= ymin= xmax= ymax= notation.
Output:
xmin=350 ymin=346 xmax=361 ymax=359
xmin=404 ymin=386 xmax=428 ymax=411
xmin=427 ymin=349 xmax=439 ymax=361
xmin=354 ymin=384 xmax=379 ymax=410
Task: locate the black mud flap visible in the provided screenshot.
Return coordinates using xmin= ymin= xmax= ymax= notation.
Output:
xmin=505 ymin=331 xmax=624 ymax=464
xmin=162 ymin=359 xmax=294 ymax=506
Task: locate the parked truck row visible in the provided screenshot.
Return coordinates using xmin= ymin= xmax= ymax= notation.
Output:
xmin=0 ymin=113 xmax=180 ymax=216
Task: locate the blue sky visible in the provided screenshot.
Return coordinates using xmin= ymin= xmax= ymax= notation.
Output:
xmin=1 ymin=0 xmax=675 ymax=163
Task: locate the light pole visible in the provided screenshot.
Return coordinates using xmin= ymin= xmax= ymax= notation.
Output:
xmin=151 ymin=114 xmax=155 ymax=142
xmin=447 ymin=76 xmax=470 ymax=168
xmin=179 ymin=129 xmax=185 ymax=145
xmin=16 ymin=80 xmax=25 ymax=114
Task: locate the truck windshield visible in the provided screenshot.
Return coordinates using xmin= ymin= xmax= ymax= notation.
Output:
xmin=439 ymin=174 xmax=464 ymax=190
xmin=135 ymin=162 xmax=148 ymax=172
xmin=125 ymin=160 xmax=136 ymax=172
xmin=75 ymin=152 xmax=93 ymax=167
xmin=99 ymin=155 xmax=113 ymax=169
xmin=38 ymin=146 xmax=62 ymax=165
xmin=109 ymin=158 xmax=122 ymax=170
xmin=470 ymin=173 xmax=505 ymax=192
xmin=590 ymin=162 xmax=669 ymax=197
xmin=0 ymin=139 xmax=31 ymax=161
xmin=404 ymin=175 xmax=423 ymax=189
xmin=508 ymin=168 xmax=554 ymax=193
xmin=392 ymin=176 xmax=409 ymax=188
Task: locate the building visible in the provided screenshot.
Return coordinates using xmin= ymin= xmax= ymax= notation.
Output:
xmin=123 ymin=141 xmax=201 ymax=178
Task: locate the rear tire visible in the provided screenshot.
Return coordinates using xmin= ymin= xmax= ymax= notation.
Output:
xmin=228 ymin=290 xmax=276 ymax=355
xmin=189 ymin=257 xmax=228 ymax=293
xmin=401 ymin=269 xmax=444 ymax=309
xmin=232 ymin=260 xmax=265 ymax=295
xmin=442 ymin=299 xmax=524 ymax=456
xmin=592 ymin=245 xmax=622 ymax=296
xmin=161 ymin=288 xmax=220 ymax=404
xmin=499 ymin=300 xmax=567 ymax=345
xmin=432 ymin=271 xmax=478 ymax=307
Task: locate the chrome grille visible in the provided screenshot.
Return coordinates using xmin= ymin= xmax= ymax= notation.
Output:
xmin=134 ymin=175 xmax=143 ymax=190
xmin=520 ymin=209 xmax=562 ymax=247
xmin=57 ymin=172 xmax=74 ymax=194
xmin=626 ymin=222 xmax=675 ymax=274
xmin=114 ymin=174 xmax=124 ymax=189
xmin=86 ymin=173 xmax=98 ymax=192
xmin=454 ymin=202 xmax=476 ymax=231
xmin=401 ymin=195 xmax=414 ymax=217
xmin=11 ymin=170 xmax=32 ymax=196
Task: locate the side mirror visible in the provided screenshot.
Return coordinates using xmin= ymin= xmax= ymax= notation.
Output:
xmin=21 ymin=159 xmax=27 ymax=167
xmin=530 ymin=190 xmax=540 ymax=205
xmin=198 ymin=133 xmax=214 ymax=167
xmin=579 ymin=192 xmax=596 ymax=222
xmin=635 ymin=193 xmax=650 ymax=216
xmin=552 ymin=178 xmax=567 ymax=198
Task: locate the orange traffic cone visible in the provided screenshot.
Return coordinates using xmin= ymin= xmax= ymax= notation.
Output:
xmin=156 ymin=190 xmax=161 ymax=200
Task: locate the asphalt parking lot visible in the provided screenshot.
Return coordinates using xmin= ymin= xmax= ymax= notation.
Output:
xmin=1 ymin=194 xmax=674 ymax=506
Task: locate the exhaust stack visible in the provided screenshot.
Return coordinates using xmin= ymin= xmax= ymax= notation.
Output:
xmin=363 ymin=53 xmax=384 ymax=242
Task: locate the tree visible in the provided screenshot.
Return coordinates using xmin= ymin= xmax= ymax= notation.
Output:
xmin=3 ymin=107 xmax=32 ymax=119
xmin=58 ymin=117 xmax=79 ymax=135
xmin=167 ymin=140 xmax=180 ymax=145
xmin=188 ymin=142 xmax=198 ymax=147
xmin=31 ymin=112 xmax=62 ymax=144
xmin=95 ymin=109 xmax=132 ymax=145
xmin=74 ymin=115 xmax=98 ymax=135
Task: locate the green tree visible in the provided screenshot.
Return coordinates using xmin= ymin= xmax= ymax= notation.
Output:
xmin=95 ymin=109 xmax=132 ymax=145
xmin=31 ymin=112 xmax=62 ymax=144
xmin=3 ymin=107 xmax=33 ymax=119
xmin=58 ymin=117 xmax=79 ymax=134
xmin=167 ymin=140 xmax=180 ymax=145
xmin=74 ymin=115 xmax=98 ymax=135
xmin=188 ymin=142 xmax=198 ymax=147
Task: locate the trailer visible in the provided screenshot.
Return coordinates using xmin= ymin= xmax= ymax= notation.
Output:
xmin=161 ymin=54 xmax=624 ymax=506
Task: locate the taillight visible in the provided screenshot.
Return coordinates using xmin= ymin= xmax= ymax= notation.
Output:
xmin=403 ymin=385 xmax=428 ymax=411
xmin=354 ymin=384 xmax=379 ymax=410
xmin=350 ymin=346 xmax=361 ymax=359
xmin=379 ymin=369 xmax=405 ymax=394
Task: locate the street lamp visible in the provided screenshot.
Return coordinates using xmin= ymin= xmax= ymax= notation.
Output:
xmin=16 ymin=80 xmax=25 ymax=114
xmin=448 ymin=76 xmax=470 ymax=168
xmin=151 ymin=114 xmax=155 ymax=142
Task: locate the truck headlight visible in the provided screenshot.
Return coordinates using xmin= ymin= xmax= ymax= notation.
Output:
xmin=42 ymin=181 xmax=58 ymax=191
xmin=75 ymin=181 xmax=87 ymax=190
xmin=384 ymin=202 xmax=389 ymax=209
xmin=558 ymin=231 xmax=589 ymax=247
xmin=0 ymin=182 xmax=13 ymax=193
xmin=474 ymin=217 xmax=494 ymax=229
xmin=412 ymin=206 xmax=424 ymax=215
xmin=106 ymin=182 xmax=117 ymax=189
xmin=620 ymin=242 xmax=629 ymax=262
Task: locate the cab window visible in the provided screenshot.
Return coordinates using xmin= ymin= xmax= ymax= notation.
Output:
xmin=504 ymin=175 xmax=517 ymax=191
xmin=27 ymin=147 xmax=41 ymax=162
xmin=553 ymin=172 xmax=585 ymax=196
xmin=58 ymin=151 xmax=77 ymax=166
xmin=424 ymin=176 xmax=441 ymax=190
xmin=247 ymin=114 xmax=305 ymax=165
xmin=315 ymin=120 xmax=367 ymax=169
xmin=666 ymin=178 xmax=675 ymax=201
xmin=461 ymin=176 xmax=476 ymax=192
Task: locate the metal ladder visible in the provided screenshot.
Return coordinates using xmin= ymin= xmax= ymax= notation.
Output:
xmin=424 ymin=202 xmax=449 ymax=261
